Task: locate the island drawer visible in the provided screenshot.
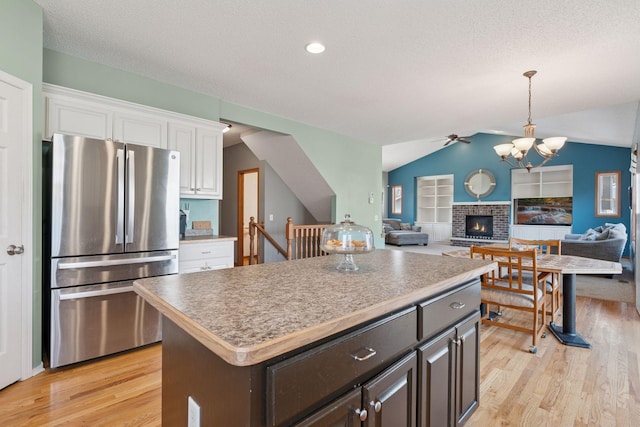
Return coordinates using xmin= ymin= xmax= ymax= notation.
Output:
xmin=418 ymin=279 xmax=480 ymax=341
xmin=266 ymin=307 xmax=418 ymax=426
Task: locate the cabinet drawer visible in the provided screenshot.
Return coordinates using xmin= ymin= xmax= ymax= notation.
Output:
xmin=179 ymin=241 xmax=233 ymax=262
xmin=418 ymin=279 xmax=480 ymax=341
xmin=179 ymin=257 xmax=233 ymax=273
xmin=266 ymin=307 xmax=418 ymax=426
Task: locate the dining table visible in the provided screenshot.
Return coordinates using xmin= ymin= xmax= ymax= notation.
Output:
xmin=442 ymin=246 xmax=622 ymax=348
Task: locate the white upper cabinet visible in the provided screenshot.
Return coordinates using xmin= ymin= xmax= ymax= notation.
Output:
xmin=44 ymin=91 xmax=113 ymax=140
xmin=113 ymin=111 xmax=167 ymax=148
xmin=44 ymin=84 xmax=225 ymax=199
xmin=168 ymin=121 xmax=224 ymax=199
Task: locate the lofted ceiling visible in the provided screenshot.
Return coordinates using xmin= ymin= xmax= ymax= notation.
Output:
xmin=34 ymin=1 xmax=640 ymax=171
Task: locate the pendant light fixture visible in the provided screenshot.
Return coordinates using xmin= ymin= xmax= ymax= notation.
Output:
xmin=493 ymin=71 xmax=566 ymax=171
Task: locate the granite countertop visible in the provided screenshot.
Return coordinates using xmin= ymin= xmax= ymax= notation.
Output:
xmin=134 ymin=249 xmax=496 ymax=367
xmin=179 ymin=235 xmax=238 ymax=243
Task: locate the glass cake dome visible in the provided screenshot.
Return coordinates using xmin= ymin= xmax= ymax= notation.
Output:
xmin=321 ymin=214 xmax=374 ymax=271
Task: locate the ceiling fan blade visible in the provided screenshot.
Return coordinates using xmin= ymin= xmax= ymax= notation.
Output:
xmin=458 ymin=138 xmax=472 ymax=144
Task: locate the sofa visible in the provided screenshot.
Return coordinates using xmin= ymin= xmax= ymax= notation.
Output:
xmin=383 ymin=218 xmax=429 ymax=246
xmin=561 ymin=223 xmax=627 ymax=263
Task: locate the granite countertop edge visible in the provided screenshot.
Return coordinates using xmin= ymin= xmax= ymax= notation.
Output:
xmin=134 ymin=251 xmax=496 ymax=367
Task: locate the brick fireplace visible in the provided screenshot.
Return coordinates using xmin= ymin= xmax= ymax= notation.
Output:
xmin=451 ymin=202 xmax=510 ymax=247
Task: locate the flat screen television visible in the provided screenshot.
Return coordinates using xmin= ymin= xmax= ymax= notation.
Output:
xmin=514 ymin=197 xmax=572 ymax=226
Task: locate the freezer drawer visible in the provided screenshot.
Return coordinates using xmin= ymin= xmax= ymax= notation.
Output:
xmin=50 ymin=250 xmax=178 ymax=288
xmin=50 ymin=281 xmax=162 ymax=368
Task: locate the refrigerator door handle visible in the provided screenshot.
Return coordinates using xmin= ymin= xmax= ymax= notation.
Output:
xmin=116 ymin=148 xmax=125 ymax=245
xmin=126 ymin=149 xmax=135 ymax=244
xmin=59 ymin=286 xmax=134 ymax=301
xmin=58 ymin=254 xmax=177 ymax=270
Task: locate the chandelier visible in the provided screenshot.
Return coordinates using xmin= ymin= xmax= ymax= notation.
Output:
xmin=493 ymin=70 xmax=566 ymax=171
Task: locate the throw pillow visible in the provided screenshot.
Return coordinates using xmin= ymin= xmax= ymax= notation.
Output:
xmin=400 ymin=223 xmax=411 ymax=230
xmin=412 ymin=225 xmax=422 ymax=232
xmin=595 ymin=229 xmax=610 ymax=240
xmin=579 ymin=228 xmax=597 ymax=240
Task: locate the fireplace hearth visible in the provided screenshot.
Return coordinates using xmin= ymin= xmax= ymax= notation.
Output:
xmin=466 ymin=215 xmax=493 ymax=239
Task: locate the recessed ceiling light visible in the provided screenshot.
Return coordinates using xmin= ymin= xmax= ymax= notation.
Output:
xmin=305 ymin=42 xmax=326 ymax=54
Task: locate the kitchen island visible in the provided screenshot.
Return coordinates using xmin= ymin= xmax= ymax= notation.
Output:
xmin=134 ymin=249 xmax=495 ymax=426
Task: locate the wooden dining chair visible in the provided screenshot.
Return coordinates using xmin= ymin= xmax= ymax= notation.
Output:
xmin=509 ymin=237 xmax=562 ymax=321
xmin=470 ymin=245 xmax=547 ymax=353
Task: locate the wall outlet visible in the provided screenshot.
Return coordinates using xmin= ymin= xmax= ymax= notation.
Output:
xmin=188 ymin=396 xmax=200 ymax=427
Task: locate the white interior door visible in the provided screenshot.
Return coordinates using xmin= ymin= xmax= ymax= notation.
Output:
xmin=0 ymin=70 xmax=33 ymax=390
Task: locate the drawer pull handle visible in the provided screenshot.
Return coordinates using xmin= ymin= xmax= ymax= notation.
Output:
xmin=351 ymin=347 xmax=377 ymax=361
xmin=450 ymin=301 xmax=466 ymax=310
xmin=369 ymin=400 xmax=382 ymax=413
xmin=354 ymin=408 xmax=368 ymax=421
xmin=201 ymin=251 xmax=212 ymax=254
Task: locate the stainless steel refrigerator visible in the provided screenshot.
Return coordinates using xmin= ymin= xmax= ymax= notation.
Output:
xmin=44 ymin=133 xmax=180 ymax=368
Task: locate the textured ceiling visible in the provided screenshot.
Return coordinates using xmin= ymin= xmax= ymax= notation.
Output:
xmin=34 ymin=0 xmax=640 ymax=170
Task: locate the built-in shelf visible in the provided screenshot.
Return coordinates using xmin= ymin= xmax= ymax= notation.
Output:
xmin=511 ymin=165 xmax=573 ymax=240
xmin=416 ymin=174 xmax=454 ymax=241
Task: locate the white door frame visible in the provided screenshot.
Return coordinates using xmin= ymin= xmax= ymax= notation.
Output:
xmin=0 ymin=69 xmax=34 ymax=380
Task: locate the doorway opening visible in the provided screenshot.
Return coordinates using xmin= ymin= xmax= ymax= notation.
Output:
xmin=237 ymin=168 xmax=259 ymax=266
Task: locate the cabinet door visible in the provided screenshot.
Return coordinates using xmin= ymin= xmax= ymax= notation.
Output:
xmin=168 ymin=123 xmax=197 ymax=196
xmin=195 ymin=127 xmax=223 ymax=199
xmin=45 ymin=94 xmax=113 ymax=140
xmin=294 ymin=388 xmax=363 ymax=427
xmin=363 ymin=351 xmax=417 ymax=427
xmin=418 ymin=329 xmax=455 ymax=427
xmin=454 ymin=313 xmax=480 ymax=427
xmin=113 ymin=111 xmax=167 ymax=148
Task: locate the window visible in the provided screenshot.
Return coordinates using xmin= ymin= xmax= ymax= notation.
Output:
xmin=595 ymin=171 xmax=621 ymax=217
xmin=391 ymin=185 xmax=402 ymax=215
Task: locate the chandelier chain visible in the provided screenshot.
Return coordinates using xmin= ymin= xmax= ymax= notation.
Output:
xmin=527 ymin=75 xmax=533 ymax=126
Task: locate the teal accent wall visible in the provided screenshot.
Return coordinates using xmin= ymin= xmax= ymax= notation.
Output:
xmin=180 ymin=199 xmax=219 ymax=234
xmin=388 ymin=132 xmax=631 ymax=255
xmin=0 ymin=0 xmax=43 ymax=369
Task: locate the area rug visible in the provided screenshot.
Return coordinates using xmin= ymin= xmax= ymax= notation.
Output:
xmin=575 ymin=271 xmax=635 ymax=303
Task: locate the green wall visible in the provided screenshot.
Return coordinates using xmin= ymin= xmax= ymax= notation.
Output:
xmin=2 ymin=2 xmax=382 ymax=370
xmin=0 ymin=0 xmax=43 ymax=369
xmin=38 ymin=36 xmax=383 ymax=365
xmin=43 ymin=49 xmax=384 ymax=245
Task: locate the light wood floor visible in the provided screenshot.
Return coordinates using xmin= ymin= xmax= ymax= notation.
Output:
xmin=1 ymin=296 xmax=638 ymax=426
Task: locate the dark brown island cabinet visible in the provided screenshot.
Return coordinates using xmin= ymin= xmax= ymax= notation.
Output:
xmin=160 ymin=279 xmax=480 ymax=427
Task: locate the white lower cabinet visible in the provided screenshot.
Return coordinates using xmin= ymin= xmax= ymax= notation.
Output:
xmin=415 ymin=222 xmax=452 ymax=242
xmin=179 ymin=240 xmax=235 ymax=273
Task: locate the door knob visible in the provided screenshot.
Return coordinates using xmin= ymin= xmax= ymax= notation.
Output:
xmin=7 ymin=244 xmax=24 ymax=255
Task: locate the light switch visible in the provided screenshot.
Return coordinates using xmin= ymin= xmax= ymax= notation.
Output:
xmin=269 ymin=214 xmax=274 ymax=221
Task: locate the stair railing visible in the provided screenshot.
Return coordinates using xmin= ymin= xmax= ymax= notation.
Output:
xmin=248 ymin=217 xmax=332 ymax=264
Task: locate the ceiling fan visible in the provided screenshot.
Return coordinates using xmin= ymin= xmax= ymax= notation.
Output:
xmin=443 ymin=134 xmax=473 ymax=146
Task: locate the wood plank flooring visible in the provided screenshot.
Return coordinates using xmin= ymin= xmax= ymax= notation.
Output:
xmin=0 ymin=295 xmax=638 ymax=426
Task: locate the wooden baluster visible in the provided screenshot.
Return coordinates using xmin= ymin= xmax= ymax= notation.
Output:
xmin=286 ymin=217 xmax=294 ymax=260
xmin=249 ymin=216 xmax=256 ymax=265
